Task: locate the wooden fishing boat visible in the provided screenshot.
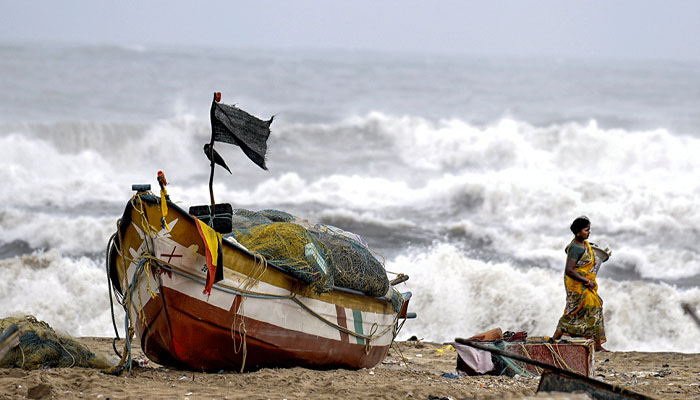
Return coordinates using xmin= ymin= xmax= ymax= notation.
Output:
xmin=107 ymin=187 xmax=411 ymax=372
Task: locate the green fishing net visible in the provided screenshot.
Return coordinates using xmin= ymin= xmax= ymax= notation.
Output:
xmin=233 ymin=221 xmax=335 ymax=293
xmin=226 ymin=209 xmax=390 ymax=297
xmin=0 ymin=315 xmax=111 ymax=370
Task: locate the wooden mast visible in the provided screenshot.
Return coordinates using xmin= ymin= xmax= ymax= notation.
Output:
xmin=209 ymin=92 xmax=222 ymax=210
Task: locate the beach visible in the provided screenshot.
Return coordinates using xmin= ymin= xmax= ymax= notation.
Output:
xmin=1 ymin=338 xmax=699 ymax=399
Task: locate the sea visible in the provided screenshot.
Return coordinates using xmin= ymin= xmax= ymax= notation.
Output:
xmin=1 ymin=42 xmax=700 ymax=353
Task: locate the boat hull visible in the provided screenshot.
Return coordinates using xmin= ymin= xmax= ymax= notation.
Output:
xmin=111 ymin=193 xmax=405 ymax=371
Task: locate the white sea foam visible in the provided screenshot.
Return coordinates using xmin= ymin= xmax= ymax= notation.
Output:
xmin=391 ymin=244 xmax=700 ymax=352
xmin=366 ymin=113 xmax=700 ymax=281
xmin=0 ymin=250 xmax=124 ymax=337
xmin=0 ymin=208 xmax=116 ymax=254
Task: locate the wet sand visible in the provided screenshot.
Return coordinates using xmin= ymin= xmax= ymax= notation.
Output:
xmin=1 ymin=338 xmax=699 ymax=399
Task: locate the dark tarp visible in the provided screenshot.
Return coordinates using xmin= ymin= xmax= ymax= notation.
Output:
xmin=210 ymin=95 xmax=273 ymax=170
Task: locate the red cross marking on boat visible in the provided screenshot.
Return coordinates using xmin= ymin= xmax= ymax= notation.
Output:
xmin=161 ymin=246 xmax=183 ymax=263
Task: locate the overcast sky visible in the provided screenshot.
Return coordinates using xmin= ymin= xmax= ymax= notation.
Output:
xmin=2 ymin=1 xmax=699 ymax=61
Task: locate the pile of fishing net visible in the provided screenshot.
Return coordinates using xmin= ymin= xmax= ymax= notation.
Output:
xmin=226 ymin=209 xmax=390 ymax=297
xmin=0 ymin=315 xmax=111 ymax=370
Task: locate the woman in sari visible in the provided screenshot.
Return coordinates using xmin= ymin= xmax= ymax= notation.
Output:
xmin=553 ymin=216 xmax=608 ymax=352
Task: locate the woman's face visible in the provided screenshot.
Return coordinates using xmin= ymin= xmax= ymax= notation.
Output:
xmin=578 ymin=225 xmax=591 ymax=240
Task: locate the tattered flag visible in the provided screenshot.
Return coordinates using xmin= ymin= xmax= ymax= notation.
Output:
xmin=210 ymin=93 xmax=272 ymax=170
xmin=193 ymin=217 xmax=224 ymax=296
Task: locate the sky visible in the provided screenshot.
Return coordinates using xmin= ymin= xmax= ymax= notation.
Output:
xmin=1 ymin=1 xmax=700 ymax=61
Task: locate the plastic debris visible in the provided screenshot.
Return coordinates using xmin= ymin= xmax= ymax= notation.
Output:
xmin=441 ymin=372 xmax=460 ymax=380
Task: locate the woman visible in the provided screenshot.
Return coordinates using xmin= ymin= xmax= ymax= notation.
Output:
xmin=553 ymin=216 xmax=607 ymax=352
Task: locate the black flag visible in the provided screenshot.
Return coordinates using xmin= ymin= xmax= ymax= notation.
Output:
xmin=210 ymin=93 xmax=272 ymax=170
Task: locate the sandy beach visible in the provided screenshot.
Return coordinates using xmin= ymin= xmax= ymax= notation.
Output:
xmin=1 ymin=338 xmax=698 ymax=400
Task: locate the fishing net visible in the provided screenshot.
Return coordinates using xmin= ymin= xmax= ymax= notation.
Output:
xmin=0 ymin=315 xmax=111 ymax=370
xmin=312 ymin=229 xmax=389 ymax=297
xmin=258 ymin=209 xmax=295 ymax=222
xmin=490 ymin=341 xmax=534 ymax=377
xmin=232 ymin=222 xmax=335 ymax=293
xmin=227 ymin=209 xmax=390 ymax=297
xmin=388 ymin=288 xmax=405 ymax=313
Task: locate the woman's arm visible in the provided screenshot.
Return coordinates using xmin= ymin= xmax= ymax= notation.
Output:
xmin=565 ymin=258 xmax=594 ymax=287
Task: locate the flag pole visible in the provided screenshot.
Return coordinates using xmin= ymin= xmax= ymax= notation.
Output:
xmin=208 ymin=138 xmax=216 ymax=210
xmin=208 ymin=92 xmax=222 ymax=211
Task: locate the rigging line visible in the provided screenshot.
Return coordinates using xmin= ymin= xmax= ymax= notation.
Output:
xmin=157 ymin=262 xmax=291 ymax=300
xmin=105 ymin=232 xmax=121 ymax=346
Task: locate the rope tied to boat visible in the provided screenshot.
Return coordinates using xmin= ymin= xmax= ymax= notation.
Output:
xmin=365 ymin=323 xmax=379 ymax=354
xmin=230 ymin=251 xmax=268 ymax=372
xmin=103 ymin=194 xmax=162 ymax=375
xmin=103 ymin=255 xmax=151 ymax=375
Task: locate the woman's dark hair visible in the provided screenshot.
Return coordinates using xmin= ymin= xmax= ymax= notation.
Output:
xmin=570 ymin=216 xmax=590 ymax=235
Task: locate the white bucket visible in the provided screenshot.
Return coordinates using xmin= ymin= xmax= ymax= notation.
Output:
xmin=589 ymin=242 xmax=611 ymax=273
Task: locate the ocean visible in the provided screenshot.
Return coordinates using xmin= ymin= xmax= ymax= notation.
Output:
xmin=1 ymin=42 xmax=700 ymax=352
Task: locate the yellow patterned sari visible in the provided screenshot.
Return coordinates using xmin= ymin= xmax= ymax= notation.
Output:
xmin=554 ymin=240 xmax=606 ymax=346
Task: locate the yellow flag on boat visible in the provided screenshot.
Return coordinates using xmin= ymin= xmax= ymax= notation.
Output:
xmin=157 ymin=171 xmax=171 ymax=231
xmin=193 ymin=217 xmax=224 ymax=296
xmin=160 ymin=188 xmax=170 ymax=231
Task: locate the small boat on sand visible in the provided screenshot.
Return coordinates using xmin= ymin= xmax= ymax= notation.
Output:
xmin=106 ymin=187 xmax=411 ymax=372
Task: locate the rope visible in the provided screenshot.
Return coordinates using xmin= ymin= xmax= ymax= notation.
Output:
xmin=105 ymin=232 xmax=121 ymax=344
xmin=517 ymin=342 xmax=575 ymax=374
xmin=102 ymin=257 xmax=150 ymax=375
xmin=289 ymin=295 xmax=400 ymax=342
xmin=107 ymin=216 xmax=132 ymax=362
xmin=56 ymin=338 xmax=76 ymax=368
xmin=518 ymin=343 xmax=542 ymax=375
xmin=103 ymin=328 xmax=133 ymax=375
xmin=19 ymin=344 xmax=25 ymax=369
xmin=394 ymin=316 xmax=407 ymax=340
xmin=365 ymin=323 xmax=378 ymax=354
xmin=205 ymin=205 xmax=232 ymax=228
xmin=230 ymin=251 xmax=268 ymax=372
xmin=544 ymin=342 xmax=574 ymax=372
xmin=390 ymin=341 xmax=409 ymax=366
